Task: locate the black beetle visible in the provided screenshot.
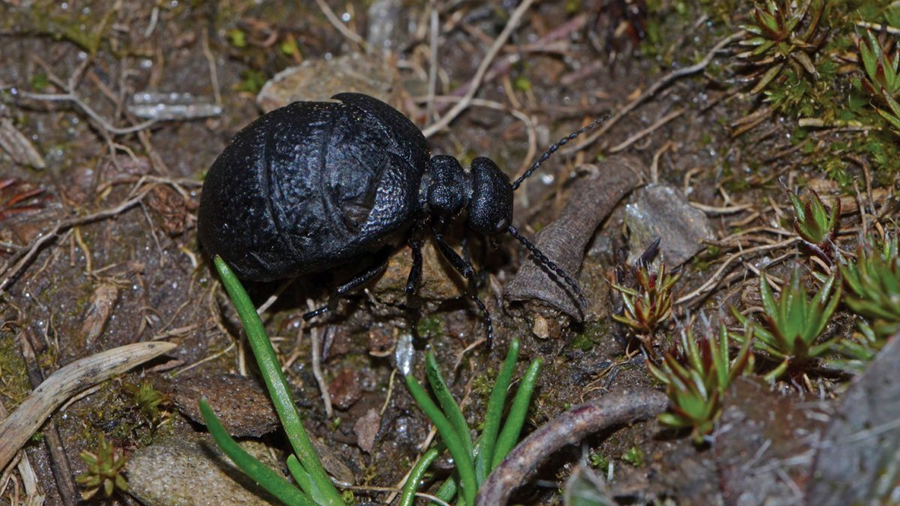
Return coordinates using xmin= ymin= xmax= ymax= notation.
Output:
xmin=199 ymin=93 xmax=598 ymax=345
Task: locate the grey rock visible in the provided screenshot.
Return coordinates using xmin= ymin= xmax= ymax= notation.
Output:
xmin=126 ymin=433 xmax=282 ymax=505
xmin=256 ymin=54 xmax=395 ymax=113
xmin=625 ymin=184 xmax=714 ymax=268
xmin=366 ymin=0 xmax=407 ymax=53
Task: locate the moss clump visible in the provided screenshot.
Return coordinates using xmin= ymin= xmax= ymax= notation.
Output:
xmin=416 ymin=314 xmax=443 ymax=339
xmin=0 ymin=333 xmax=30 ymax=408
xmin=622 ymin=446 xmax=645 ymax=467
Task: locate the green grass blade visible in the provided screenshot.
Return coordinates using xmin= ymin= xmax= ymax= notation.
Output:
xmin=285 ymin=455 xmax=315 ymax=498
xmin=491 ymin=358 xmax=543 ymax=470
xmin=399 ymin=448 xmax=440 ymax=506
xmin=435 ymin=475 xmax=458 ymax=504
xmin=405 ymin=374 xmax=478 ymax=506
xmin=475 ymin=339 xmax=520 ymax=484
xmin=213 ymin=256 xmax=344 ymax=506
xmin=425 ymin=352 xmax=474 ymax=462
xmin=199 ymin=399 xmax=316 ymax=506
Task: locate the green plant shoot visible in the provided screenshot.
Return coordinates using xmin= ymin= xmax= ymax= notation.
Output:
xmin=202 ymin=256 xmax=345 ymax=506
xmin=733 ymin=269 xmax=840 ymax=380
xmin=400 ymin=339 xmax=542 ymax=506
xmin=647 ymin=325 xmax=753 ymax=443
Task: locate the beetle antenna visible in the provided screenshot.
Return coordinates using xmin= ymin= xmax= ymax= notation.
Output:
xmin=507 ymin=225 xmax=587 ymax=310
xmin=510 ymin=115 xmax=609 ymax=191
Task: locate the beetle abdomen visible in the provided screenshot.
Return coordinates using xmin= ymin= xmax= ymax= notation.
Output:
xmin=199 ymin=94 xmax=429 ymax=281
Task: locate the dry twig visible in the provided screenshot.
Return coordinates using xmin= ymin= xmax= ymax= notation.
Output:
xmin=565 ymin=31 xmax=746 ymax=154
xmin=422 ymin=0 xmax=537 ymax=137
xmin=476 ymin=389 xmax=669 ymax=506
xmin=0 ymin=189 xmax=151 ymax=295
xmin=0 ymin=342 xmax=176 ymax=470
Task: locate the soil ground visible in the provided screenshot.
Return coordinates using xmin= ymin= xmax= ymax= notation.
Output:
xmin=0 ymin=0 xmax=898 ymax=505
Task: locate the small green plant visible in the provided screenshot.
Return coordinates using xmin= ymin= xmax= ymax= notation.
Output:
xmin=203 ymin=257 xmax=345 ymax=506
xmin=857 ymin=30 xmax=900 ymax=135
xmin=787 ymin=187 xmax=839 ymax=259
xmin=400 ymin=339 xmax=542 ymax=506
xmin=76 ymin=434 xmax=128 ymax=500
xmin=832 ymin=322 xmax=881 ymax=372
xmin=733 ymin=269 xmax=841 ymax=380
xmin=840 ymin=232 xmax=900 ymax=338
xmin=124 ymin=381 xmax=169 ymax=423
xmin=589 ymin=452 xmax=610 ymax=472
xmin=737 ymin=0 xmax=825 ymax=94
xmin=621 ymin=447 xmax=645 ymax=467
xmin=611 ymin=263 xmax=680 ymax=352
xmin=874 ymin=92 xmax=900 ymax=134
xmin=647 ymin=325 xmax=753 ymax=443
xmin=858 ymin=30 xmax=900 ymax=99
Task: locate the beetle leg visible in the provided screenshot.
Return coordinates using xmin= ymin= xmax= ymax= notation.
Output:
xmin=303 ymin=251 xmax=392 ymax=321
xmin=432 ymin=228 xmax=494 ymax=348
xmin=406 ymin=238 xmax=423 ymax=296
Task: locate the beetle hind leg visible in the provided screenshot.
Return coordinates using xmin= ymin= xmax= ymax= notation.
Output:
xmin=302 ymin=250 xmax=392 ymax=321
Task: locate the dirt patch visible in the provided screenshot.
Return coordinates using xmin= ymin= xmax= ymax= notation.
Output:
xmin=1 ymin=0 xmax=899 ymax=505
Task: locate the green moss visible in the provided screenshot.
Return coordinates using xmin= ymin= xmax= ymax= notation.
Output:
xmin=571 ymin=322 xmax=608 ymax=352
xmin=227 ymin=28 xmax=247 ymax=48
xmin=0 ymin=334 xmax=30 ymax=408
xmin=622 ymin=446 xmax=645 ymax=467
xmin=589 ymin=452 xmax=610 ymax=472
xmin=691 ymin=245 xmax=723 ymax=272
xmin=571 ymin=334 xmax=593 ymax=351
xmin=236 ymin=70 xmax=267 ymax=94
xmin=416 ymin=314 xmax=443 ymax=339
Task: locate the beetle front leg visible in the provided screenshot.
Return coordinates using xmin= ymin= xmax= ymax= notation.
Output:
xmin=432 ymin=228 xmax=494 ymax=348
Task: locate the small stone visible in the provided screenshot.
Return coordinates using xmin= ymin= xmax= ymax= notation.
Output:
xmin=170 ymin=374 xmax=279 ymax=437
xmin=532 ymin=315 xmax=550 ymax=339
xmin=256 ymin=53 xmax=395 ymax=112
xmin=624 ymin=184 xmax=714 ymax=268
xmin=329 ymin=368 xmax=363 ymax=411
xmin=373 ymin=240 xmax=465 ymax=303
xmin=126 ymin=433 xmax=281 ymax=505
xmin=366 ymin=0 xmax=408 ymax=53
xmin=354 ymin=408 xmax=382 ymax=454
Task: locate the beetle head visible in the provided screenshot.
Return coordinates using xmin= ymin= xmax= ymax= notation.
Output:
xmin=467 ymin=157 xmax=513 ymax=236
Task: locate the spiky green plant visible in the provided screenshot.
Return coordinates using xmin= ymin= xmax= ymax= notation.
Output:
xmin=859 ymin=30 xmax=900 ymax=99
xmin=787 ymin=188 xmax=839 ymax=256
xmin=125 ymin=381 xmax=169 ymax=423
xmin=875 ymin=92 xmax=900 ymax=134
xmin=647 ymin=325 xmax=753 ymax=443
xmin=733 ymin=269 xmax=841 ymax=380
xmin=831 ymin=322 xmax=881 ymax=373
xmin=737 ymin=0 xmax=825 ymax=94
xmin=611 ymin=263 xmax=680 ymax=351
xmin=840 ymin=232 xmax=900 ymax=338
xmin=76 ymin=434 xmax=128 ymax=500
xmin=857 ymin=31 xmax=900 ymax=135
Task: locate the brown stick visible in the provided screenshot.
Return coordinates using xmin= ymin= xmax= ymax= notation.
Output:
xmin=505 ymin=157 xmax=642 ymax=318
xmin=476 ymin=388 xmax=669 ymax=506
xmin=0 ymin=340 xmax=177 ymax=471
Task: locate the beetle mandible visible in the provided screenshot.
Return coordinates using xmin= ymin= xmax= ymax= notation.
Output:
xmin=199 ymin=93 xmax=600 ymax=345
